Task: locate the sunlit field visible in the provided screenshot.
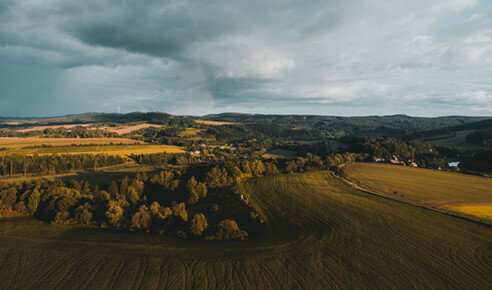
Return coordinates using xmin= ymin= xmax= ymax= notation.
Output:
xmin=344 ymin=163 xmax=492 ymax=221
xmin=0 ymin=138 xmax=185 ymax=156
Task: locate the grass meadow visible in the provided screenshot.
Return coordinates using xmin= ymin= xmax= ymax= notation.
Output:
xmin=344 ymin=163 xmax=492 ymax=222
xmin=426 ymin=130 xmax=484 ymax=152
xmin=0 ymin=171 xmax=490 ymax=288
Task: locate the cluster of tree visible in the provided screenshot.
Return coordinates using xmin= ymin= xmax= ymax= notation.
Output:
xmin=347 ymin=137 xmax=447 ymax=169
xmin=0 ymin=167 xmax=258 ymax=240
xmin=132 ymin=150 xmax=363 ymax=186
xmin=130 ymin=152 xmax=214 ymax=166
xmin=0 ymin=154 xmax=127 ymax=176
xmin=283 ymin=152 xmax=364 ymax=174
xmin=178 ymin=152 xmax=363 ymax=192
xmin=204 ymin=125 xmax=267 ymax=143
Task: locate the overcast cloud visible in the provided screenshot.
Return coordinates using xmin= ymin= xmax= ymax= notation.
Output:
xmin=0 ymin=0 xmax=491 ymax=117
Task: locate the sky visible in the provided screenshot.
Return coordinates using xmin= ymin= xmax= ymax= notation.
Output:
xmin=0 ymin=0 xmax=491 ymax=117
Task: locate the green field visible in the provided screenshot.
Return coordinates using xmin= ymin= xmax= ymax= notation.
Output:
xmin=0 ymin=137 xmax=185 ymax=156
xmin=425 ymin=130 xmax=484 ymax=152
xmin=344 ymin=163 xmax=492 ymax=221
xmin=261 ymin=148 xmax=297 ymax=159
xmin=1 ymin=171 xmax=490 ymax=288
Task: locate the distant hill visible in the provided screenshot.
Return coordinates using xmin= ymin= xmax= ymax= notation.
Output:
xmin=410 ymin=119 xmax=492 ymax=138
xmin=408 ymin=119 xmax=492 ymax=153
xmin=0 ymin=112 xmax=195 ymax=127
xmin=200 ymin=113 xmax=490 ymax=137
xmin=1 ymin=112 xmax=490 ymax=140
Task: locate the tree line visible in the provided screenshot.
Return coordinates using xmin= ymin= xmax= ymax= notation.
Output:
xmin=0 ymin=154 xmax=127 ymax=176
xmin=347 ymin=137 xmax=447 ymax=169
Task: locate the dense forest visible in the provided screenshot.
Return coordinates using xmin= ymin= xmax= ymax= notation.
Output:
xmin=347 ymin=137 xmax=447 ymax=169
xmin=201 ymin=113 xmax=489 ymax=137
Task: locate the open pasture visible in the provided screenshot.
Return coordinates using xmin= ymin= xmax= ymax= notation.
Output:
xmin=0 ymin=171 xmax=490 ymax=288
xmin=344 ymin=163 xmax=492 ymax=221
xmin=261 ymin=148 xmax=297 ymax=159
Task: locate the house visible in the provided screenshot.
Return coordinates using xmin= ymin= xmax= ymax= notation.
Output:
xmin=448 ymin=161 xmax=460 ymax=167
xmin=390 ymin=155 xmax=405 ymax=165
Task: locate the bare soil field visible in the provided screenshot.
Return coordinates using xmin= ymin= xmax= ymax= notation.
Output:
xmin=110 ymin=123 xmax=164 ymax=135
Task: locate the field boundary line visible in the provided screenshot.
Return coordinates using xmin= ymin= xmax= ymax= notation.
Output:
xmin=338 ymin=174 xmax=492 ymax=229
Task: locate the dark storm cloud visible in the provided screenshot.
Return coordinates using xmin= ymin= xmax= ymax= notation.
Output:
xmin=0 ymin=0 xmax=491 ymax=117
xmin=65 ymin=0 xmax=341 ymax=60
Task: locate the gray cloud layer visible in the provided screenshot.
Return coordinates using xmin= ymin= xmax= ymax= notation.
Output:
xmin=0 ymin=0 xmax=491 ymax=117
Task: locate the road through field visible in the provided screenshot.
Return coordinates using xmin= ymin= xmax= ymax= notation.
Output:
xmin=0 ymin=171 xmax=491 ymax=288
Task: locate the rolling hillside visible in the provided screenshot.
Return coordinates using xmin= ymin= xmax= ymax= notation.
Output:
xmin=0 ymin=171 xmax=490 ymax=288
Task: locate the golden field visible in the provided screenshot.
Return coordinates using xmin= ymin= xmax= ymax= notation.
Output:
xmin=0 ymin=137 xmax=184 ymax=156
xmin=344 ymin=163 xmax=492 ymax=221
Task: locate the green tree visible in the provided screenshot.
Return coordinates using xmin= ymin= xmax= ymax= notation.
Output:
xmin=172 ymin=202 xmax=188 ymax=222
xmin=186 ymin=177 xmax=201 ymax=204
xmin=131 ymin=211 xmax=151 ymax=230
xmin=106 ymin=200 xmax=124 ymax=228
xmin=196 ymin=182 xmax=207 ymax=198
xmin=108 ymin=181 xmax=119 ymax=197
xmin=208 ymin=219 xmax=248 ymax=240
xmin=149 ymin=201 xmax=161 ymax=215
xmin=75 ymin=203 xmax=93 ymax=225
xmin=157 ymin=207 xmax=172 ymax=220
xmin=27 ymin=189 xmax=41 ymax=214
xmin=190 ymin=213 xmax=208 ymax=236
